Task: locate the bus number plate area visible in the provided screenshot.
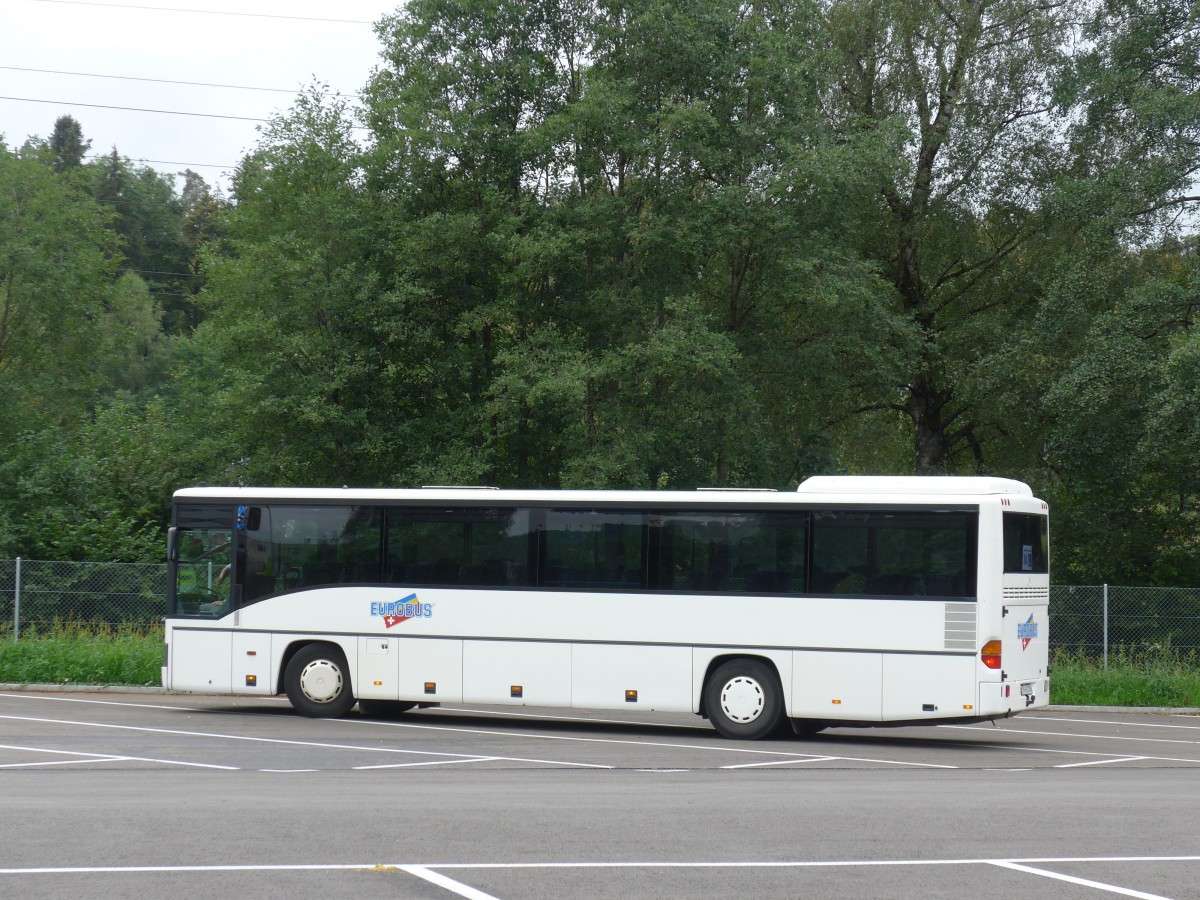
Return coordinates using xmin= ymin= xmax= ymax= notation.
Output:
xmin=1019 ymin=682 xmax=1034 ymax=696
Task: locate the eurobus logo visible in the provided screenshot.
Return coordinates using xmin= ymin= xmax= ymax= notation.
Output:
xmin=1017 ymin=613 xmax=1039 ymax=650
xmin=371 ymin=593 xmax=432 ymax=628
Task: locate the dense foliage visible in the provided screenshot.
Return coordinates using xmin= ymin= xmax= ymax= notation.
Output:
xmin=1 ymin=0 xmax=1198 ymax=585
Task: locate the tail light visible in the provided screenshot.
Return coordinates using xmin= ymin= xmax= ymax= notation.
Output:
xmin=981 ymin=640 xmax=1002 ymax=670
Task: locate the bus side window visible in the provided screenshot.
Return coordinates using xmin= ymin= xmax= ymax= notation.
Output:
xmin=811 ymin=510 xmax=975 ymax=599
xmin=386 ymin=508 xmax=532 ymax=589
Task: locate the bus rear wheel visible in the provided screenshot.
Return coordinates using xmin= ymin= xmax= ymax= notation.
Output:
xmin=704 ymin=658 xmax=785 ymax=740
xmin=284 ymin=643 xmax=356 ymax=718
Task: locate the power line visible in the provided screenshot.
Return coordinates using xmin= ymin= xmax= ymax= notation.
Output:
xmin=0 ymin=65 xmax=320 ymax=96
xmin=103 ymin=158 xmax=234 ymax=170
xmin=91 ymin=156 xmax=235 ymax=171
xmin=0 ymin=95 xmax=269 ymax=122
xmin=30 ymin=0 xmax=376 ymax=24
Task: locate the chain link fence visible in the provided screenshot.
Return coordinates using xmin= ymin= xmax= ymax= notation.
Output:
xmin=0 ymin=558 xmax=166 ymax=637
xmin=1049 ymin=584 xmax=1200 ymax=660
xmin=2 ymin=559 xmax=1199 ymax=659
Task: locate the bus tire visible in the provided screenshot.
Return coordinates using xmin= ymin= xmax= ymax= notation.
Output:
xmin=704 ymin=658 xmax=785 ymax=740
xmin=358 ymin=699 xmax=416 ymax=718
xmin=284 ymin=643 xmax=356 ymax=718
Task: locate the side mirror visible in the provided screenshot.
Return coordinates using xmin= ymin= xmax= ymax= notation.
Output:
xmin=236 ymin=506 xmax=263 ymax=531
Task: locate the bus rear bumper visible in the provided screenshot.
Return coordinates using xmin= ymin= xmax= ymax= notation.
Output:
xmin=979 ymin=677 xmax=1050 ymax=716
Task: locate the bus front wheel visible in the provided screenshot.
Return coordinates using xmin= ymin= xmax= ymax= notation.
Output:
xmin=704 ymin=658 xmax=785 ymax=740
xmin=284 ymin=643 xmax=356 ymax=718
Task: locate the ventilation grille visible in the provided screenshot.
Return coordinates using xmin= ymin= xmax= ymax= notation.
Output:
xmin=1003 ymin=586 xmax=1050 ymax=604
xmin=944 ymin=602 xmax=977 ymax=651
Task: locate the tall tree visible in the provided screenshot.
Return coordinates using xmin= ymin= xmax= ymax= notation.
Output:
xmin=172 ymin=169 xmax=227 ymax=333
xmin=1032 ymin=237 xmax=1200 ymax=584
xmin=365 ymin=0 xmax=599 ymax=485
xmin=364 ymin=0 xmax=892 ymax=488
xmin=88 ymin=151 xmax=205 ymax=335
xmin=49 ymin=115 xmax=91 ymax=173
xmin=0 ymin=149 xmax=118 ymax=402
xmin=0 ymin=139 xmax=208 ymax=558
xmin=1059 ymin=0 xmax=1200 ymax=234
xmin=181 ymin=89 xmax=400 ymax=486
xmin=826 ymin=0 xmax=1077 ymax=472
xmin=1005 ymin=0 xmax=1200 ymax=581
xmin=824 ymin=0 xmax=1200 ymax=476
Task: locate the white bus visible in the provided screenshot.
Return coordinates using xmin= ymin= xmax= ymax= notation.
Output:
xmin=163 ymin=477 xmax=1050 ymax=739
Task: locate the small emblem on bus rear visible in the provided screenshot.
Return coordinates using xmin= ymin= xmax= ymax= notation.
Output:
xmin=1017 ymin=613 xmax=1038 ymax=650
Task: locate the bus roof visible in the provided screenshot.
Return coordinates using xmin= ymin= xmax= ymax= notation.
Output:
xmin=173 ymin=476 xmax=1037 ymax=506
xmin=795 ymin=476 xmax=1033 ymax=496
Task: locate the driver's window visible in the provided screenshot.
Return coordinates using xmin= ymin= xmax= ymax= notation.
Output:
xmin=174 ymin=509 xmax=234 ymax=617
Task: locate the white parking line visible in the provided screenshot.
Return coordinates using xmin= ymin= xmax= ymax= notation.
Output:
xmin=3 ymin=854 xmax=1196 ymax=875
xmin=15 ymin=694 xmax=1192 ymax=771
xmin=355 ymin=757 xmax=502 ymax=770
xmin=0 ymin=691 xmax=977 ymax=774
xmin=430 ymin=854 xmax=1200 ymax=871
xmin=722 ymin=756 xmax=840 ymax=769
xmin=990 ymin=860 xmax=1172 ymax=899
xmin=398 ymin=865 xmax=500 ymax=899
xmin=0 ymin=702 xmax=946 ymax=771
xmin=0 ymin=742 xmax=239 ymax=771
xmin=0 ymin=693 xmax=199 ymax=713
xmin=0 ymin=758 xmax=124 ymax=769
xmin=1054 ymin=757 xmax=1149 ymax=768
xmin=635 ymin=768 xmax=689 ymax=773
xmin=945 ymin=723 xmax=1200 ymax=748
xmin=2 ymin=694 xmax=948 ymax=769
xmin=1032 ymin=715 xmax=1200 ymax=732
xmin=958 ymin=740 xmax=1200 ymax=766
xmin=341 ymin=715 xmax=955 ymax=768
xmin=0 ymin=714 xmax=610 ymax=770
xmin=720 ymin=754 xmax=957 ymax=770
xmin=259 ymin=769 xmax=318 ymax=773
xmin=0 ymin=744 xmax=125 ymax=768
xmin=357 ymin=754 xmax=613 ymax=770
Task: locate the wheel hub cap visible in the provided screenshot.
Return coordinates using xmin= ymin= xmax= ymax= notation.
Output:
xmin=720 ymin=676 xmax=765 ymax=724
xmin=299 ymin=660 xmax=343 ymax=704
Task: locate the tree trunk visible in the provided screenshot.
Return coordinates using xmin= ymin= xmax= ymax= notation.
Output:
xmin=905 ymin=375 xmax=954 ymax=475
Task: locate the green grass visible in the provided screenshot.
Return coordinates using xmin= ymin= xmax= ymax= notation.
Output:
xmin=0 ymin=622 xmax=162 ymax=687
xmin=1051 ymin=645 xmax=1200 ymax=707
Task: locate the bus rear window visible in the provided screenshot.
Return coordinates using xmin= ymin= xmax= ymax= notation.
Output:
xmin=1003 ymin=513 xmax=1048 ymax=573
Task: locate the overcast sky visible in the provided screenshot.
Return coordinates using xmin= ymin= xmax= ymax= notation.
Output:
xmin=0 ymin=0 xmax=400 ymax=193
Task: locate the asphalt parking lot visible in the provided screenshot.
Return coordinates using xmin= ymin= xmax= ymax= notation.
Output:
xmin=2 ymin=690 xmax=1199 ymax=899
